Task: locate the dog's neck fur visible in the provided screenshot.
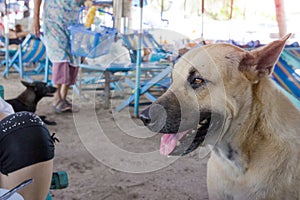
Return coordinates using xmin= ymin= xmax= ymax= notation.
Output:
xmin=213 ymin=78 xmax=300 ymax=176
xmin=17 ymin=90 xmax=40 ymax=110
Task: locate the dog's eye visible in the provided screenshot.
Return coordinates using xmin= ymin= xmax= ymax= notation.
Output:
xmin=191 ymin=77 xmax=206 ymax=89
xmin=194 ymin=78 xmax=204 ymax=84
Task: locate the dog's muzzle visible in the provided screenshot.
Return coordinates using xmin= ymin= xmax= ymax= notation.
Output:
xmin=140 ymin=97 xmax=223 ymax=156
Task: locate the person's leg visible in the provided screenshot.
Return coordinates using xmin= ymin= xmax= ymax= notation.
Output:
xmin=0 ymin=160 xmax=53 ymax=200
xmin=52 ymin=62 xmax=65 ymax=107
xmin=63 ymin=64 xmax=79 ymax=111
xmin=53 ymin=84 xmax=62 ymax=106
xmin=52 ymin=62 xmax=71 ymax=112
xmin=52 ymin=62 xmax=79 ymax=112
xmin=60 ymin=84 xmax=69 ymax=101
xmin=53 ymin=83 xmax=73 ymax=113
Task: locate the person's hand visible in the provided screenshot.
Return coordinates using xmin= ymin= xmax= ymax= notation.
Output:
xmin=33 ymin=17 xmax=41 ymax=37
xmin=0 ymin=112 xmax=7 ymax=121
xmin=84 ymin=0 xmax=93 ymax=8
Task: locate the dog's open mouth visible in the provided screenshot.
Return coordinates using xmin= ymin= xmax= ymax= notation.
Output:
xmin=45 ymin=87 xmax=57 ymax=97
xmin=45 ymin=92 xmax=55 ymax=97
xmin=160 ymin=113 xmax=211 ymax=156
xmin=45 ymin=93 xmax=54 ymax=97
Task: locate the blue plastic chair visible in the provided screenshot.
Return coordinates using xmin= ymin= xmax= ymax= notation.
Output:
xmin=2 ymin=34 xmax=52 ymax=83
xmin=122 ymin=31 xmax=169 ymax=63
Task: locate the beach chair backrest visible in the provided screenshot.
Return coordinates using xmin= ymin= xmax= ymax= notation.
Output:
xmin=282 ymin=47 xmax=300 ymax=70
xmin=21 ymin=34 xmax=46 ymax=63
xmin=273 ymin=56 xmax=300 ymax=99
xmin=122 ymin=32 xmax=166 ymax=63
xmin=122 ymin=32 xmax=164 ymax=51
xmin=288 ymin=49 xmax=300 ymax=61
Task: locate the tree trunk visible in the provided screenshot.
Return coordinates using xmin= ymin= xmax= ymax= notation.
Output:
xmin=274 ymin=0 xmax=287 ymax=37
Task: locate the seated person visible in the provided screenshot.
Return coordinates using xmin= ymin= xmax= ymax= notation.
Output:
xmin=0 ymin=97 xmax=55 ymax=200
xmin=8 ymin=24 xmax=29 ymax=45
xmin=15 ymin=24 xmax=29 ymax=42
xmin=7 ymin=29 xmax=21 ymax=45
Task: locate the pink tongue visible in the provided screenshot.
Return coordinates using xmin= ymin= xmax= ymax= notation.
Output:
xmin=160 ymin=130 xmax=190 ymax=156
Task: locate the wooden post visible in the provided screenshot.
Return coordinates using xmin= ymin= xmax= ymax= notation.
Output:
xmin=104 ymin=71 xmax=110 ymax=109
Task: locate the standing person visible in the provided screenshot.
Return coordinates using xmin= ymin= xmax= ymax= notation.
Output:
xmin=33 ymin=0 xmax=92 ymax=113
xmin=0 ymin=97 xmax=55 ymax=200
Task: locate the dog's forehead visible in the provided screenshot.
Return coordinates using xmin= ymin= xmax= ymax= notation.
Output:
xmin=34 ymin=81 xmax=46 ymax=86
xmin=173 ymin=44 xmax=243 ymax=78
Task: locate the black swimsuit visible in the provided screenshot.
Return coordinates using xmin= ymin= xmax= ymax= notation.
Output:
xmin=0 ymin=111 xmax=55 ymax=175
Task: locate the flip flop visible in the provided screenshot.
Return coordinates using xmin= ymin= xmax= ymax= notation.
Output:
xmin=53 ymin=100 xmax=72 ymax=113
xmin=63 ymin=99 xmax=79 ymax=113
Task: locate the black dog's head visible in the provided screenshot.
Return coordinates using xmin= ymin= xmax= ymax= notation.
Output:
xmin=21 ymin=81 xmax=56 ymax=101
xmin=6 ymin=81 xmax=57 ymax=125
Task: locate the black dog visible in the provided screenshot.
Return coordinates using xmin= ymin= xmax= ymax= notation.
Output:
xmin=6 ymin=81 xmax=57 ymax=125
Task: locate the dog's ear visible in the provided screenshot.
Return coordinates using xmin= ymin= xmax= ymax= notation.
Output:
xmin=21 ymin=80 xmax=35 ymax=87
xmin=239 ymin=33 xmax=291 ymax=82
xmin=33 ymin=81 xmax=46 ymax=86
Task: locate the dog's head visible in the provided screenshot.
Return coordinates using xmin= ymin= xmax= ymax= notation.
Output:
xmin=140 ymin=34 xmax=290 ymax=156
xmin=21 ymin=81 xmax=56 ymax=101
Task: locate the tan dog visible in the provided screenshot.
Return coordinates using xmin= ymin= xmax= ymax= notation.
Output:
xmin=140 ymin=34 xmax=300 ymax=199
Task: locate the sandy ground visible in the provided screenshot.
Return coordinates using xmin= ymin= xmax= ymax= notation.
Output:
xmin=0 ymin=71 xmax=209 ymax=200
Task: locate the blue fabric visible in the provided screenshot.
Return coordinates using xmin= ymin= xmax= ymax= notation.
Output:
xmin=273 ymin=57 xmax=300 ymax=99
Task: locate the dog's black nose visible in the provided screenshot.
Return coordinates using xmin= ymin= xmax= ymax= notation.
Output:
xmin=140 ymin=107 xmax=151 ymax=126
